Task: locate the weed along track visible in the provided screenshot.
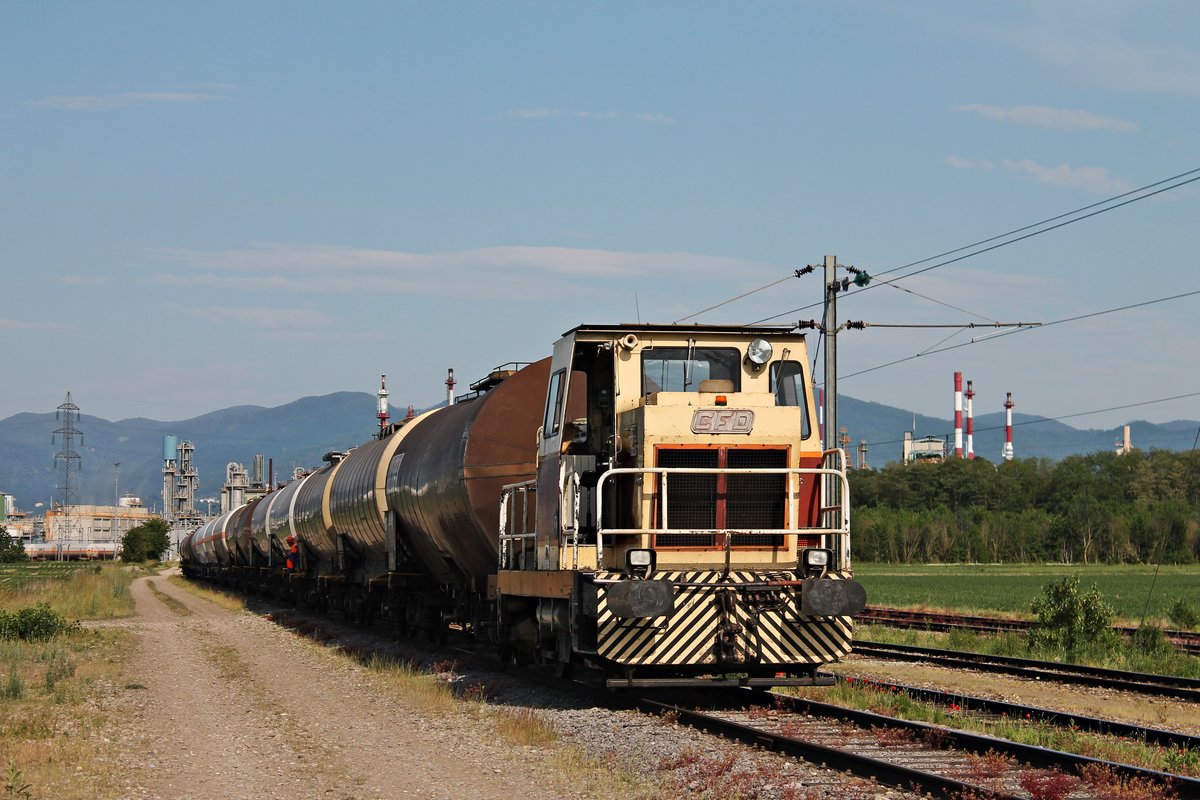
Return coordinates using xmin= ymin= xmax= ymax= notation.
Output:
xmin=853 ymin=639 xmax=1200 ymax=701
xmin=621 ymin=686 xmax=1200 ymax=799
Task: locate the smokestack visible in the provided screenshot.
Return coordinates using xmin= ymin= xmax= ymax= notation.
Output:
xmin=965 ymin=379 xmax=975 ymax=460
xmin=377 ymin=374 xmax=390 ymax=436
xmin=1116 ymin=425 xmax=1132 ymax=455
xmin=1002 ymin=392 xmax=1015 ymax=461
xmin=446 ymin=368 xmax=457 ymax=406
xmin=953 ymin=371 xmax=963 ymax=458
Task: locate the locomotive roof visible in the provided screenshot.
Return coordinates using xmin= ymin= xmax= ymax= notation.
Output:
xmin=562 ymin=323 xmax=800 ymax=337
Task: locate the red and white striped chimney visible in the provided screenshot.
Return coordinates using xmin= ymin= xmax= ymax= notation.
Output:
xmin=446 ymin=368 xmax=457 ymax=407
xmin=965 ymin=379 xmax=975 ymax=460
xmin=1002 ymin=392 xmax=1015 ymax=461
xmin=953 ymin=371 xmax=963 ymax=458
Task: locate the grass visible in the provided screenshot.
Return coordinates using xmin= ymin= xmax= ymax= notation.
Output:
xmin=0 ymin=627 xmax=130 ymax=799
xmin=0 ymin=563 xmax=136 ymax=620
xmin=146 ymin=580 xmax=191 ymax=616
xmin=857 ymin=623 xmax=1200 ymax=680
xmin=324 ymin=649 xmax=662 ymax=798
xmin=167 ymin=575 xmax=245 ymax=612
xmin=785 ymin=678 xmax=1200 ymax=780
xmin=853 ymin=562 xmax=1200 ymax=625
xmin=0 ymin=562 xmax=141 ymax=799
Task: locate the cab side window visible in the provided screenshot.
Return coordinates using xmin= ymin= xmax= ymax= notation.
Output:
xmin=543 ymin=369 xmax=566 ymax=438
xmin=770 ymin=360 xmax=811 ymax=438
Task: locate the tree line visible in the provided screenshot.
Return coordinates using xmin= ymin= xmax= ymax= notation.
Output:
xmin=849 ymin=449 xmax=1200 ymax=564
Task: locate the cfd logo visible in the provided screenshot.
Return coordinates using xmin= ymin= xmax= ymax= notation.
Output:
xmin=691 ymin=409 xmax=755 ymax=434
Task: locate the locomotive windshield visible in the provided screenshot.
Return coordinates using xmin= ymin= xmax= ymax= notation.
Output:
xmin=641 ymin=347 xmax=740 ymax=394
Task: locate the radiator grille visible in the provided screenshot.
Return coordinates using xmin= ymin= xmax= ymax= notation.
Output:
xmin=727 ymin=449 xmax=786 ymax=547
xmin=654 ymin=447 xmax=788 ymax=549
xmin=655 ymin=449 xmax=716 ymax=546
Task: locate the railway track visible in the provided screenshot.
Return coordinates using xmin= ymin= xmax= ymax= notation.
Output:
xmin=232 ymin=592 xmax=1200 ymax=798
xmin=625 ymin=688 xmax=1200 ymax=799
xmin=859 ymin=606 xmax=1200 ymax=655
xmin=853 ymin=639 xmax=1200 ymax=702
xmin=826 ymin=674 xmax=1200 ymax=751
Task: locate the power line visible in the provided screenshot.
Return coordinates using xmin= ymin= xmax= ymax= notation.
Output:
xmin=674 ymin=273 xmax=797 ymax=323
xmin=872 ymin=166 xmax=1200 ymax=279
xmin=749 ymin=167 xmax=1200 ymax=325
xmin=839 ymin=288 xmax=1200 ymax=381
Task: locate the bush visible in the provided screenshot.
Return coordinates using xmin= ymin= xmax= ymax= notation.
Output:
xmin=1168 ymin=599 xmax=1200 ymax=630
xmin=1130 ymin=623 xmax=1171 ymax=656
xmin=121 ymin=518 xmax=171 ymax=562
xmin=0 ymin=604 xmax=70 ymax=641
xmin=1027 ymin=575 xmax=1118 ymax=658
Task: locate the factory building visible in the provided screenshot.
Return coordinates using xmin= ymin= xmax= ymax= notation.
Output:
xmin=902 ymin=431 xmax=947 ymax=463
xmin=34 ymin=499 xmax=157 ymax=559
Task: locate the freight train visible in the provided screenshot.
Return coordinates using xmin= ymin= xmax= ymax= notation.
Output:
xmin=180 ymin=323 xmax=866 ymax=687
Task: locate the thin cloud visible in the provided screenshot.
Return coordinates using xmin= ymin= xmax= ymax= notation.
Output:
xmin=946 ymin=156 xmax=994 ymax=170
xmin=34 ymin=87 xmax=234 ymax=111
xmin=1023 ymin=29 xmax=1200 ymax=97
xmin=1002 ymin=160 xmax=1132 ymax=194
xmin=0 ymin=319 xmax=63 ymax=332
xmin=503 ymin=109 xmax=674 ymax=124
xmin=152 ymin=243 xmax=768 ymax=297
xmin=172 ymin=304 xmax=340 ymax=343
xmin=955 ymin=104 xmax=1138 ymax=133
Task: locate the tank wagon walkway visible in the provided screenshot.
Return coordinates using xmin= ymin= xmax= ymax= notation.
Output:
xmin=107 ymin=572 xmax=588 ymax=800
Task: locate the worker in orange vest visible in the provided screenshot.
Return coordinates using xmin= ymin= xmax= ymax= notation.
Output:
xmin=286 ymin=535 xmax=299 ymax=571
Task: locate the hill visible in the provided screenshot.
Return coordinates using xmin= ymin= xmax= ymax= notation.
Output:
xmin=1 ymin=392 xmax=1196 ymax=511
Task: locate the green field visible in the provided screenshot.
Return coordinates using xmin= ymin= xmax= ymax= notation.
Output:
xmin=853 ymin=563 xmax=1200 ymax=624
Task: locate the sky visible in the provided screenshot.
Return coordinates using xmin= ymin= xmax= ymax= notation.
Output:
xmin=2 ymin=0 xmax=1198 ymax=435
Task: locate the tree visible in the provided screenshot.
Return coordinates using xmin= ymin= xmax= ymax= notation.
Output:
xmin=121 ymin=518 xmax=172 ymax=562
xmin=0 ymin=526 xmax=28 ymax=563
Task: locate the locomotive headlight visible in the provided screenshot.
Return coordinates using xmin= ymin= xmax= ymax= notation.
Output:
xmin=802 ymin=547 xmax=832 ymax=577
xmin=626 ymin=548 xmax=656 ymax=577
xmin=745 ymin=338 xmax=773 ymax=369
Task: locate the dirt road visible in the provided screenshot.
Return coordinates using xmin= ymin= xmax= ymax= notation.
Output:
xmin=108 ymin=573 xmax=596 ymax=800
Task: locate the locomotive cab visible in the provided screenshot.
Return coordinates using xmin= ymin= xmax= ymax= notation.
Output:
xmin=498 ymin=324 xmax=866 ymax=687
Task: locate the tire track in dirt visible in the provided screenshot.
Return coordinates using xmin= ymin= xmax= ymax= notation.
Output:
xmin=110 ymin=572 xmax=588 ymax=800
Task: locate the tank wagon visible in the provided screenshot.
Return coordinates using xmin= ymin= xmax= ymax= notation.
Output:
xmin=181 ymin=323 xmax=866 ymax=687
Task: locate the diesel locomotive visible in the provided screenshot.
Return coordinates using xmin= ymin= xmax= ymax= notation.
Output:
xmin=180 ymin=323 xmax=866 ymax=687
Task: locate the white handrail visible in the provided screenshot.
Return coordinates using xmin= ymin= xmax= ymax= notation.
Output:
xmin=595 ymin=465 xmax=850 ymax=569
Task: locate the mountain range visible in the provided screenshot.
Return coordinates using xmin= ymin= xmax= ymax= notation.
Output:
xmin=1 ymin=392 xmax=1197 ymax=513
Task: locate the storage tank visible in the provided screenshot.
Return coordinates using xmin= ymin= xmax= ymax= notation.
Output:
xmin=386 ymin=358 xmax=549 ymax=585
xmin=163 ymin=435 xmax=178 ymax=461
